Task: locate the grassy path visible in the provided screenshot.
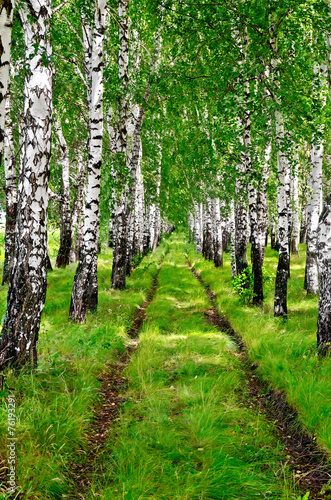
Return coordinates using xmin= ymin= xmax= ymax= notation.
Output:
xmin=90 ymin=235 xmax=300 ymax=500
xmin=188 ymin=241 xmax=331 ymax=481
xmin=0 ymin=241 xmax=168 ymax=499
xmin=1 ymin=233 xmax=329 ymax=499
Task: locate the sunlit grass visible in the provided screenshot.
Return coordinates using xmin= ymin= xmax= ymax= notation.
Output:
xmin=92 ymin=234 xmax=299 ymax=500
xmin=0 ymin=231 xmax=168 ymax=499
xmin=189 ymin=241 xmax=331 ymax=456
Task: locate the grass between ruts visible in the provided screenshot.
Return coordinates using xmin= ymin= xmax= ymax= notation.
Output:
xmin=188 ymin=239 xmax=331 ymax=460
xmin=0 ymin=233 xmax=168 ymax=499
xmin=91 ymin=234 xmax=300 ymax=500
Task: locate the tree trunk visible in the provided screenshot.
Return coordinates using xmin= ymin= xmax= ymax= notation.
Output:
xmin=235 ymin=157 xmax=248 ymax=276
xmin=244 ymin=71 xmax=269 ymax=307
xmin=152 ymin=143 xmax=162 ymax=253
xmin=111 ymin=0 xmax=130 ymax=289
xmin=290 ymin=159 xmax=300 ymax=255
xmin=70 ymin=0 xmax=106 ymax=322
xmin=0 ymin=0 xmax=13 ymax=168
xmin=55 ymin=118 xmax=72 ymax=268
xmin=188 ymin=213 xmax=194 ymax=242
xmin=202 ymin=200 xmax=214 ymax=261
xmin=70 ymin=154 xmax=87 ymax=263
xmin=134 ymin=149 xmax=144 ymax=255
xmin=270 ymin=220 xmax=279 ymax=250
xmin=194 ymin=201 xmax=203 ymax=253
xmin=305 ymin=140 xmax=324 ymax=295
xmin=274 ymin=111 xmax=290 ymax=317
xmin=0 ymin=1 xmax=52 ymax=369
xmin=230 ymin=200 xmax=237 ymax=278
xmin=143 ymin=203 xmax=150 ymax=254
xmin=317 ymin=193 xmax=331 ymax=353
xmin=300 ymin=172 xmax=308 ymax=244
xmin=111 ymin=1 xmax=164 ymax=288
xmin=2 ymin=88 xmax=17 ymax=285
xmin=111 ymin=195 xmax=129 ymax=289
xmin=213 ymin=198 xmax=223 ymax=267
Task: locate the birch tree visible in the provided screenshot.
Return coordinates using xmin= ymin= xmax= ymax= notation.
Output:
xmin=274 ymin=111 xmax=290 ymax=317
xmin=0 ymin=0 xmax=14 ymax=168
xmin=305 ymin=64 xmax=327 ymax=295
xmin=55 ymin=117 xmax=72 ymax=268
xmin=69 ymin=0 xmax=106 ymax=322
xmin=317 ymin=193 xmax=331 ymax=353
xmin=0 ymin=0 xmax=53 ymax=369
xmin=2 ymin=87 xmax=17 ymax=285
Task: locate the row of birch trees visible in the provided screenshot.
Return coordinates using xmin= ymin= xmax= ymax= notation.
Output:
xmin=1 ymin=0 xmax=331 ymax=370
xmin=0 ymin=0 xmax=171 ymax=369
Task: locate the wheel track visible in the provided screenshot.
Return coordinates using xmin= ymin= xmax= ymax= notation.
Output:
xmin=66 ymin=253 xmax=167 ymax=499
xmin=187 ymin=256 xmax=331 ymax=499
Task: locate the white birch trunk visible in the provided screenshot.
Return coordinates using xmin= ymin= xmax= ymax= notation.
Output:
xmin=70 ymin=0 xmax=106 ymax=321
xmin=152 ymin=141 xmax=162 ymax=252
xmin=202 ymin=199 xmax=214 ymax=261
xmin=188 ymin=212 xmax=194 ymax=241
xmin=305 ymin=64 xmax=327 ymax=294
xmin=274 ymin=111 xmax=290 ymax=317
xmin=213 ymin=198 xmax=223 ymax=267
xmin=0 ymin=0 xmax=53 ymax=369
xmin=317 ymin=193 xmax=331 ymax=352
xmin=0 ymin=0 xmax=13 ymax=167
xmin=305 ymin=140 xmax=323 ymax=295
xmin=55 ymin=117 xmax=72 ymax=267
xmin=235 ymin=136 xmax=248 ymax=276
xmin=70 ymin=154 xmax=87 ymax=263
xmin=194 ymin=201 xmax=203 ymax=254
xmin=134 ymin=142 xmax=144 ymax=256
xmin=2 ymin=87 xmax=17 ymax=285
xmin=230 ymin=199 xmax=237 ymax=278
xmin=111 ymin=0 xmax=130 ymax=289
xmin=291 ymin=159 xmax=300 ymax=255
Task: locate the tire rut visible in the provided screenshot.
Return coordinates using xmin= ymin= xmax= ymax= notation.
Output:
xmin=66 ymin=255 xmax=166 ymax=499
xmin=188 ymin=257 xmax=331 ymax=499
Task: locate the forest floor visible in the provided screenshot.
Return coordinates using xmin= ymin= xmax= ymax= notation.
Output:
xmin=0 ymin=232 xmax=331 ymax=499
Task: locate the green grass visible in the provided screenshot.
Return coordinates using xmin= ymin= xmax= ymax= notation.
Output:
xmin=91 ymin=234 xmax=299 ymax=500
xmin=0 ymin=232 xmax=168 ymax=499
xmin=188 ymin=241 xmax=331 ymax=457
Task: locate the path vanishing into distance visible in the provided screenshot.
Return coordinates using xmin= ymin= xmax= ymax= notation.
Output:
xmin=1 ymin=233 xmax=331 ymax=500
